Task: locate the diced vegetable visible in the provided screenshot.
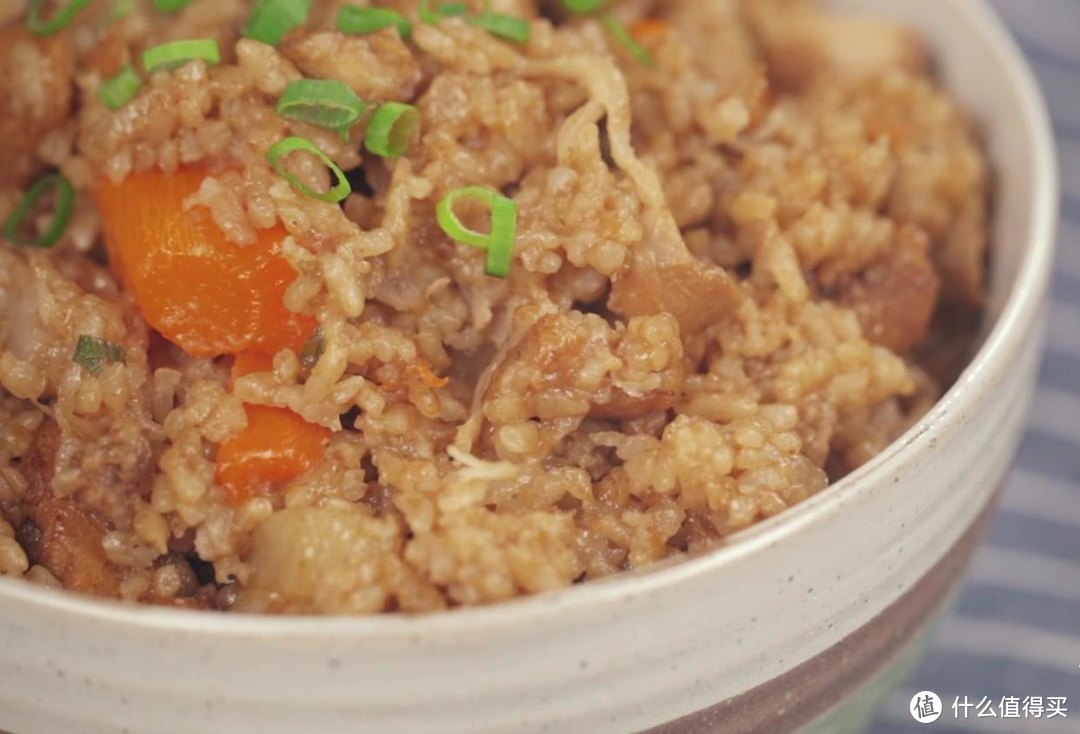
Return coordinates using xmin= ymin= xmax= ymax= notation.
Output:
xmin=142 ymin=39 xmax=221 ymax=72
xmin=243 ymin=0 xmax=311 ymax=46
xmin=99 ymin=64 xmax=143 ymax=110
xmin=267 ymin=136 xmax=352 ymax=203
xmin=275 ymin=79 xmax=368 ymax=142
xmin=364 ymin=102 xmax=419 ymax=159
xmin=73 ymin=335 xmax=126 ymax=376
xmin=215 ymin=404 xmax=331 ymax=505
xmin=95 ymin=165 xmax=315 ymax=357
xmin=27 ymin=0 xmax=90 ymax=35
xmin=436 ymin=186 xmax=518 ymax=278
xmin=601 ymin=13 xmax=656 ymax=68
xmin=468 ymin=12 xmax=530 ymax=43
xmin=336 ymin=6 xmax=411 ymax=40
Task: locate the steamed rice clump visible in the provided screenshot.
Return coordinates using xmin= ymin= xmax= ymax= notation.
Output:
xmin=0 ymin=0 xmax=988 ymax=613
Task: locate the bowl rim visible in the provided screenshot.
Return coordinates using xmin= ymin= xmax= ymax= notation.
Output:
xmin=0 ymin=0 xmax=1060 ymax=640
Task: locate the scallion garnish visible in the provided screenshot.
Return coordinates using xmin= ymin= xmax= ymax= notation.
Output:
xmin=98 ymin=65 xmax=143 ymax=110
xmin=142 ymin=39 xmax=221 ymax=72
xmin=562 ymin=0 xmax=606 ymax=11
xmin=153 ymin=0 xmax=192 ymax=12
xmin=244 ymin=0 xmax=311 ymax=46
xmin=108 ymin=0 xmax=134 ymax=21
xmin=364 ymin=102 xmax=419 ymax=159
xmin=419 ymin=0 xmax=469 ymax=24
xmin=27 ymin=0 xmax=91 ymax=35
xmin=436 ymin=186 xmax=518 ymax=278
xmin=267 ymin=136 xmax=351 ymax=203
xmin=3 ymin=172 xmax=75 ymax=249
xmin=337 ymin=6 xmax=411 ymax=40
xmin=468 ymin=12 xmax=530 ymax=42
xmin=73 ymin=336 xmax=126 ymax=376
xmin=601 ymin=13 xmax=655 ymax=68
xmin=276 ymin=79 xmax=368 ymax=142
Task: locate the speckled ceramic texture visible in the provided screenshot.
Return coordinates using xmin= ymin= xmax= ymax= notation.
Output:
xmin=0 ymin=1 xmax=1058 ymax=733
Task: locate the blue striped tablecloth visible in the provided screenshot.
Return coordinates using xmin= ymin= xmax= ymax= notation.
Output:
xmin=873 ymin=1 xmax=1080 ymax=732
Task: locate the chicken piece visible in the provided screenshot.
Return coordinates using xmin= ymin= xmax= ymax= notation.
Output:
xmin=16 ymin=422 xmax=125 ymax=598
xmin=609 ymin=213 xmax=746 ymax=335
xmin=280 ymin=30 xmax=421 ymax=102
xmin=839 ymin=225 xmax=940 ymax=354
xmin=744 ymin=0 xmax=927 ymax=93
xmin=0 ymin=25 xmax=74 ymax=187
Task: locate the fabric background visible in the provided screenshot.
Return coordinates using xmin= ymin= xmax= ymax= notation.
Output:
xmin=872 ymin=1 xmax=1080 ymax=732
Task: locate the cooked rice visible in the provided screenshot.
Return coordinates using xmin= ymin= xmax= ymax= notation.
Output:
xmin=0 ymin=0 xmax=987 ymax=613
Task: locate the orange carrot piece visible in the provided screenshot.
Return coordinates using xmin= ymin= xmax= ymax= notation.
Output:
xmin=231 ymin=353 xmax=275 ymax=384
xmin=630 ymin=18 xmax=668 ymax=45
xmin=216 ymin=405 xmax=331 ymax=506
xmin=95 ymin=166 xmax=315 ymax=358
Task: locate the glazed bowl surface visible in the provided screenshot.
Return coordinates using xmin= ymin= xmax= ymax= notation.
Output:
xmin=0 ymin=1 xmax=1058 ymax=733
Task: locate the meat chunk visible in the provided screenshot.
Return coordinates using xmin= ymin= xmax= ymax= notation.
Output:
xmin=0 ymin=26 xmax=74 ymax=187
xmin=17 ymin=422 xmax=125 ymax=598
xmin=840 ymin=225 xmax=940 ymax=354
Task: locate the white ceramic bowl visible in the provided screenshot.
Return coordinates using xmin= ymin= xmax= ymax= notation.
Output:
xmin=0 ymin=1 xmax=1058 ymax=732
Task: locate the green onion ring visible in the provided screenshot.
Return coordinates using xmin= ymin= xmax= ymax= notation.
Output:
xmin=153 ymin=0 xmax=192 ymax=12
xmin=98 ymin=64 xmax=144 ymax=110
xmin=267 ymin=136 xmax=352 ymax=204
xmin=419 ymin=0 xmax=469 ymax=24
xmin=364 ymin=102 xmax=420 ymax=159
xmin=3 ymin=172 xmax=76 ymax=249
xmin=142 ymin=39 xmax=221 ymax=72
xmin=468 ymin=12 xmax=530 ymax=42
xmin=276 ymin=79 xmax=369 ymax=142
xmin=336 ymin=6 xmax=411 ymax=40
xmin=243 ymin=0 xmax=311 ymax=47
xmin=26 ymin=0 xmax=91 ymax=35
xmin=562 ymin=0 xmax=606 ymax=12
xmin=436 ymin=186 xmax=518 ymax=278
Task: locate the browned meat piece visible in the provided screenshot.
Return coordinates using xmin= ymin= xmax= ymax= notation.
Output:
xmin=840 ymin=225 xmax=941 ymax=354
xmin=744 ymin=0 xmax=927 ymax=93
xmin=0 ymin=26 xmax=74 ymax=187
xmin=609 ymin=207 xmax=746 ymax=334
xmin=17 ymin=422 xmax=125 ymax=598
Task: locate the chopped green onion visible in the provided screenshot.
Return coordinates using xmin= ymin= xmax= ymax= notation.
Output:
xmin=601 ymin=13 xmax=655 ymax=68
xmin=267 ymin=136 xmax=351 ymax=203
xmin=562 ymin=0 xmax=606 ymax=12
xmin=419 ymin=0 xmax=468 ymax=24
xmin=436 ymin=186 xmax=518 ymax=278
xmin=3 ymin=172 xmax=75 ymax=249
xmin=276 ymin=79 xmax=368 ymax=142
xmin=244 ymin=0 xmax=311 ymax=46
xmin=364 ymin=102 xmax=419 ymax=159
xmin=98 ymin=65 xmax=143 ymax=110
xmin=468 ymin=12 xmax=530 ymax=42
xmin=153 ymin=0 xmax=192 ymax=12
xmin=26 ymin=0 xmax=91 ymax=35
xmin=337 ymin=6 xmax=411 ymax=40
xmin=142 ymin=39 xmax=221 ymax=72
xmin=73 ymin=336 xmax=126 ymax=377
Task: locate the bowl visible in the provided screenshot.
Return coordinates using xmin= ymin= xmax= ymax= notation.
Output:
xmin=0 ymin=1 xmax=1058 ymax=732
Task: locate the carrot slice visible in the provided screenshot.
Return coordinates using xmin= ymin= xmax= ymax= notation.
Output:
xmin=630 ymin=18 xmax=668 ymax=45
xmin=95 ymin=166 xmax=315 ymax=357
xmin=215 ymin=404 xmax=331 ymax=506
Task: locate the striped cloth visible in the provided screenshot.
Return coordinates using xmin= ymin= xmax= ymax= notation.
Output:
xmin=873 ymin=1 xmax=1080 ymax=732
